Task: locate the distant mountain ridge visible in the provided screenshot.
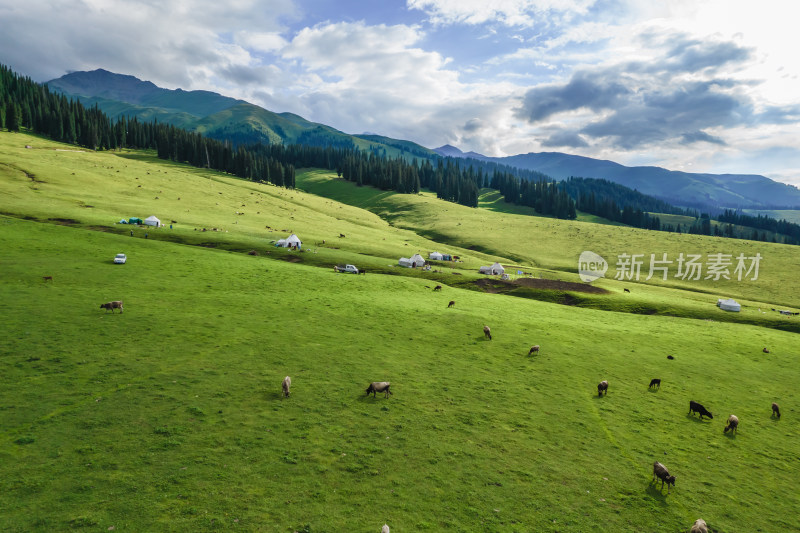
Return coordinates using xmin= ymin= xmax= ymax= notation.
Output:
xmin=46 ymin=69 xmax=800 ymax=210
xmin=434 ymin=145 xmax=800 ymax=209
xmin=47 ymin=69 xmax=437 ymax=160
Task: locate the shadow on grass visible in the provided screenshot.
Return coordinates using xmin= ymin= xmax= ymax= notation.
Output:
xmin=686 ymin=414 xmax=713 ymax=423
xmin=645 ymin=482 xmax=673 ymax=502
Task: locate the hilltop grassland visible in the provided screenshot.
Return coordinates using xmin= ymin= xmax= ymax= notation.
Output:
xmin=0 ymin=132 xmax=506 ymax=272
xmin=1 ymin=215 xmax=799 ymax=532
xmin=297 ymin=171 xmax=800 ymax=312
xmin=2 ymin=130 xmax=800 ymax=532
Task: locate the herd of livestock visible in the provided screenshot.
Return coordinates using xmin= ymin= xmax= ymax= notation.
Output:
xmin=93 ymin=260 xmax=786 ymax=533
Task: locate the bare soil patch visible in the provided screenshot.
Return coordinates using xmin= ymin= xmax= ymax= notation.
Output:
xmin=512 ymin=277 xmax=610 ymax=294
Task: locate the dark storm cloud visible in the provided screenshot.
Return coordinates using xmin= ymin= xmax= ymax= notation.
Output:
xmin=579 ymin=80 xmax=749 ymax=148
xmin=679 ymin=131 xmax=726 ymax=145
xmin=663 ymin=36 xmax=752 ymax=73
xmin=541 ymin=130 xmax=589 ymax=148
xmin=515 ymin=73 xmax=630 ymax=122
xmin=219 ymin=64 xmax=271 ymax=86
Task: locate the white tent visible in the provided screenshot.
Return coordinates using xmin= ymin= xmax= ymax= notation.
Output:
xmin=717 ymin=298 xmax=741 ymax=312
xmin=285 ymin=234 xmax=302 ymax=249
xmin=410 ymin=254 xmax=425 ymax=267
xmin=275 ymin=239 xmax=287 ymax=247
xmin=429 ymin=252 xmax=444 ymax=261
xmin=398 ymin=257 xmax=412 ymax=268
xmin=143 ymin=215 xmax=161 ymax=227
xmin=479 ymin=262 xmax=505 ymax=275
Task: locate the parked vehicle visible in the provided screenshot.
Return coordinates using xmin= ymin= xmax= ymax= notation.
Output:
xmin=334 ymin=264 xmax=359 ymax=274
xmin=113 ymin=253 xmax=127 ymax=264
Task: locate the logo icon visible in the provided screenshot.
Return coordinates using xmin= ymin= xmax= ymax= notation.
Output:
xmin=579 ymin=251 xmax=607 ymax=283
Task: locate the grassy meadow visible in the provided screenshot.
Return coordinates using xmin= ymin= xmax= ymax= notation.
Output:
xmin=2 ymin=130 xmax=800 ymax=532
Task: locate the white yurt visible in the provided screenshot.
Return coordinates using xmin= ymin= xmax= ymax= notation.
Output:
xmin=143 ymin=215 xmax=162 ymax=227
xmin=479 ymin=262 xmax=505 ymax=275
xmin=285 ymin=234 xmax=302 ymax=249
xmin=717 ymin=298 xmax=741 ymax=312
xmin=429 ymin=252 xmax=444 ymax=261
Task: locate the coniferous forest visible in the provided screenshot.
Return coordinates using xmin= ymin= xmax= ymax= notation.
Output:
xmin=2 ymin=62 xmax=800 ymax=243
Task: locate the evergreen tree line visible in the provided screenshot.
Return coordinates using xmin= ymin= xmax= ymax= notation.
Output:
xmin=717 ymin=209 xmax=800 ymax=243
xmin=0 ymin=64 xmax=296 ymax=188
xmin=3 ymin=62 xmax=800 ymax=242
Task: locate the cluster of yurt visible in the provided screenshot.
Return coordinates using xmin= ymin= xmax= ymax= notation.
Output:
xmin=117 ymin=215 xmax=161 ymax=226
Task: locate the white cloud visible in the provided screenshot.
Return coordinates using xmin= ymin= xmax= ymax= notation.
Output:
xmin=407 ymin=0 xmax=596 ymax=26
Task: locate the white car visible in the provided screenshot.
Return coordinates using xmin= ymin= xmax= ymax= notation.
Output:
xmin=113 ymin=253 xmax=127 ymax=264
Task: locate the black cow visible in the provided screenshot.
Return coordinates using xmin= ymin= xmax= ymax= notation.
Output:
xmin=689 ymin=400 xmax=713 ymax=420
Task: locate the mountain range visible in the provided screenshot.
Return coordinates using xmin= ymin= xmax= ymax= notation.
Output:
xmin=47 ymin=69 xmax=800 ymax=210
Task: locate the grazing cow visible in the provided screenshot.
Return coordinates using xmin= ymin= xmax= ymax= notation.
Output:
xmin=42 ymin=275 xmax=53 ymax=282
xmin=282 ymin=376 xmax=291 ymax=398
xmin=649 ymin=378 xmax=661 ymax=390
xmin=724 ymin=414 xmax=739 ymax=434
xmin=623 ymin=288 xmax=631 ymax=293
xmin=689 ymin=400 xmax=713 ymax=420
xmin=366 ymin=382 xmax=392 ymax=398
xmin=447 ymin=300 xmax=455 ymax=308
xmin=483 ymin=326 xmax=492 ymax=340
xmin=597 ymin=380 xmax=609 ymax=396
xmin=528 ymin=345 xmax=540 ymax=356
xmin=690 ymin=518 xmax=708 ymax=533
xmin=652 ymin=461 xmax=676 ymax=493
xmin=382 ymin=525 xmax=390 ymax=533
xmin=772 ymin=402 xmax=781 ymax=418
xmin=100 ymin=300 xmax=124 ymax=314
xmin=339 ymin=233 xmax=346 ymax=238
xmin=433 ymin=285 xmax=442 ymax=291
xmin=763 ymin=347 xmax=770 ymax=353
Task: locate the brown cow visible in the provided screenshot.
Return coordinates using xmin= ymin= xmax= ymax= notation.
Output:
xmin=42 ymin=275 xmax=53 ymax=282
xmin=528 ymin=345 xmax=540 ymax=355
xmin=597 ymin=380 xmax=608 ymax=396
xmin=447 ymin=300 xmax=455 ymax=308
xmin=433 ymin=285 xmax=442 ymax=291
xmin=100 ymin=300 xmax=124 ymax=313
xmin=282 ymin=376 xmax=291 ymax=398
xmin=483 ymin=326 xmax=492 ymax=340
xmin=772 ymin=402 xmax=781 ymax=418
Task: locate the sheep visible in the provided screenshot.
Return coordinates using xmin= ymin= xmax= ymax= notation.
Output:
xmin=282 ymin=376 xmax=291 ymax=398
xmin=648 ymin=378 xmax=661 ymax=390
xmin=528 ymin=345 xmax=540 ymax=355
xmin=433 ymin=285 xmax=442 ymax=291
xmin=366 ymin=382 xmax=392 ymax=398
xmin=447 ymin=300 xmax=455 ymax=308
xmin=597 ymin=380 xmax=608 ymax=396
xmin=483 ymin=325 xmax=492 ymax=340
xmin=100 ymin=300 xmax=124 ymax=314
xmin=690 ymin=518 xmax=708 ymax=533
xmin=381 ymin=525 xmax=390 ymax=533
xmin=724 ymin=414 xmax=739 ymax=434
xmin=772 ymin=402 xmax=781 ymax=418
xmin=689 ymin=400 xmax=713 ymax=420
xmin=652 ymin=461 xmax=676 ymax=493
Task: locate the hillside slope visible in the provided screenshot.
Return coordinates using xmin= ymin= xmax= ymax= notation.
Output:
xmin=1 ymin=132 xmax=799 ymax=532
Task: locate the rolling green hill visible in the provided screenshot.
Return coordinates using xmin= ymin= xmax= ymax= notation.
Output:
xmin=47 ymin=69 xmax=438 ymax=161
xmin=2 ymin=130 xmax=800 ymax=532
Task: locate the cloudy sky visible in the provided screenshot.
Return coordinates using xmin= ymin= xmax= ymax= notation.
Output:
xmin=2 ymin=0 xmax=800 ymax=184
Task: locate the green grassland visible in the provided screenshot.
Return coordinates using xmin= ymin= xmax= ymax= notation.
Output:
xmin=2 ymin=130 xmax=800 ymax=532
xmin=298 ymin=171 xmax=800 ymax=314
